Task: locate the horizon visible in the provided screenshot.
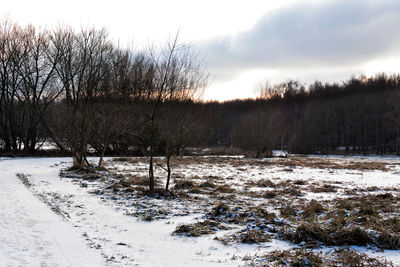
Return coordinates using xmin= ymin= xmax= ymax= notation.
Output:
xmin=2 ymin=0 xmax=400 ymax=101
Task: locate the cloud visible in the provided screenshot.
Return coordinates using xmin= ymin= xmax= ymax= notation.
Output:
xmin=198 ymin=0 xmax=400 ymax=82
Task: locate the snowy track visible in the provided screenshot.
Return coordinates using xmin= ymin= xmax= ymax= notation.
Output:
xmin=0 ymin=158 xmax=103 ymax=266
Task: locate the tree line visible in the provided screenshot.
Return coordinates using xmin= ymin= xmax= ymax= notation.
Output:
xmin=228 ymin=75 xmax=400 ymax=156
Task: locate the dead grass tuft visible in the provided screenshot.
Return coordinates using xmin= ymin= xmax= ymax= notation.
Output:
xmin=239 ymin=229 xmax=271 ymax=244
xmin=261 ymin=248 xmax=323 ymax=267
xmin=199 ymin=181 xmax=216 ymax=188
xmin=215 ymin=184 xmax=236 ymax=193
xmin=173 ymin=220 xmax=227 ymax=237
xmin=302 ymin=199 xmax=326 ymax=218
xmin=280 ymin=205 xmax=298 ymax=219
xmin=257 ymin=247 xmax=393 ymax=267
xmin=216 ymin=229 xmax=271 ymax=245
xmin=174 ymin=179 xmax=196 ymax=189
xmin=254 ymin=178 xmax=277 ymax=187
xmin=286 ymin=223 xmax=373 ymax=248
xmin=310 ymin=183 xmax=338 ymax=193
xmin=211 ymin=202 xmax=230 ymax=217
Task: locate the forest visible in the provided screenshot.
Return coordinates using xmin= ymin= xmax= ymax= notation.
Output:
xmin=2 ymin=20 xmax=400 ymax=170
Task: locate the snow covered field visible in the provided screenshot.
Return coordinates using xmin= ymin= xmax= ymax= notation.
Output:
xmin=1 ymin=155 xmax=400 ymax=266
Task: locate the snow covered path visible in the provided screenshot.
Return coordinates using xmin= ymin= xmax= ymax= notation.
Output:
xmin=0 ymin=157 xmax=104 ymax=266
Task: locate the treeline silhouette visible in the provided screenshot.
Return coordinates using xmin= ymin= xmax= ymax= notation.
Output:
xmin=214 ymin=74 xmax=400 ymax=156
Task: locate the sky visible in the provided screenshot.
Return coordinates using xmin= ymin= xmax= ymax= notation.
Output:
xmin=2 ymin=0 xmax=400 ymax=101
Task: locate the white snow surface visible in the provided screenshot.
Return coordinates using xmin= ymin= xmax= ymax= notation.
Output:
xmin=0 ymin=157 xmax=103 ymax=267
xmin=0 ymin=157 xmax=293 ymax=266
xmin=1 ymin=156 xmax=400 ymax=266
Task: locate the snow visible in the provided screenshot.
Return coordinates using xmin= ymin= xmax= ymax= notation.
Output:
xmin=1 ymin=156 xmax=400 ymax=266
xmin=0 ymin=157 xmax=293 ymax=266
xmin=0 ymin=157 xmax=103 ymax=266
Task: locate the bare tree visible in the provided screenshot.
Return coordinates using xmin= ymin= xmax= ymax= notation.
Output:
xmin=0 ymin=19 xmax=27 ymax=153
xmin=89 ymin=102 xmax=128 ymax=168
xmin=143 ymin=34 xmax=207 ymax=192
xmin=49 ymin=26 xmax=114 ymax=168
xmin=158 ymin=102 xmax=206 ymax=191
xmin=16 ymin=25 xmax=62 ymax=153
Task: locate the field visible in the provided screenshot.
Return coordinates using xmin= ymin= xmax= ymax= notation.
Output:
xmin=1 ymin=154 xmax=400 ymax=266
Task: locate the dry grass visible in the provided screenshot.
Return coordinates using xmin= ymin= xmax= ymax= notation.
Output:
xmin=174 ymin=179 xmax=196 ymax=189
xmin=245 ymin=178 xmax=278 ymax=188
xmin=260 ymin=248 xmax=323 ymax=267
xmin=59 ymin=154 xmax=400 ymax=264
xmin=111 ymin=157 xmax=146 ymax=164
xmin=277 ymin=193 xmax=400 ymax=249
xmin=310 ymin=183 xmax=338 ymax=193
xmin=216 ymin=229 xmax=272 ymax=245
xmin=109 ymin=155 xmax=395 ymax=173
xmin=214 ymin=184 xmax=236 ymax=193
xmin=285 ymin=223 xmax=374 ymax=248
xmin=257 ymin=247 xmax=394 ymax=266
xmin=173 ymin=220 xmax=228 ymax=237
xmin=199 ymin=181 xmax=216 ymax=188
xmin=280 ymin=205 xmax=298 ymax=219
xmin=301 ymin=199 xmax=326 ymax=218
xmin=16 ymin=173 xmax=32 ymax=188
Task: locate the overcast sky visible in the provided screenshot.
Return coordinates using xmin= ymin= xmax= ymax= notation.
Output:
xmin=2 ymin=0 xmax=400 ymax=101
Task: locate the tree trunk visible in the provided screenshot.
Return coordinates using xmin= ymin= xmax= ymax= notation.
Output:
xmin=84 ymin=154 xmax=91 ymax=167
xmin=397 ymin=137 xmax=400 ymax=156
xmin=149 ymin=155 xmax=155 ymax=192
xmin=3 ymin=136 xmax=11 ymax=152
xmin=165 ymin=154 xmax=171 ymax=191
xmin=40 ymin=118 xmax=68 ymax=153
xmin=73 ymin=152 xmax=88 ymax=169
xmin=98 ymin=142 xmax=109 ymax=168
xmin=98 ymin=149 xmax=105 ymax=168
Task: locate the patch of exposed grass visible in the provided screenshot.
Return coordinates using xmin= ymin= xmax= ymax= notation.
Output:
xmin=111 ymin=157 xmax=144 ymax=164
xmin=210 ymin=202 xmax=231 ymax=217
xmin=199 ymin=181 xmax=216 ymax=188
xmin=216 ymin=229 xmax=271 ymax=245
xmin=293 ymin=180 xmax=308 ymax=186
xmin=261 ymin=248 xmax=323 ymax=267
xmin=256 ymin=247 xmax=393 ymax=267
xmin=238 ymin=229 xmax=271 ymax=244
xmin=16 ymin=173 xmax=32 ymax=187
xmin=36 ymin=193 xmax=71 ymax=219
xmin=280 ymin=204 xmax=298 ymax=219
xmin=174 ymin=179 xmax=196 ymax=189
xmin=245 ymin=178 xmax=279 ymax=189
xmin=215 ymin=184 xmax=236 ymax=193
xmin=173 ymin=220 xmax=228 ymax=237
xmin=284 ymin=221 xmax=400 ymax=250
xmin=302 ymin=199 xmax=326 ymax=218
xmin=310 ymin=183 xmax=338 ymax=193
xmin=263 ymin=190 xmax=278 ymax=199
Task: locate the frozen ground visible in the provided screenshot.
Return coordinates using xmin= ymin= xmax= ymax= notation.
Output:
xmin=0 ymin=157 xmax=292 ymax=266
xmin=1 ymin=155 xmax=400 ymax=266
xmin=0 ymin=157 xmax=103 ymax=266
